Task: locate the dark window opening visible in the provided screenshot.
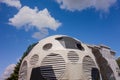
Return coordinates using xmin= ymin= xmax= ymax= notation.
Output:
xmin=91 ymin=68 xmax=100 ymax=80
xmin=76 ymin=43 xmax=84 ymax=50
xmin=30 ymin=66 xmax=57 ymax=80
xmin=43 ymin=43 xmax=52 ymax=50
xmin=55 ymin=37 xmax=84 ymax=50
xmin=30 ymin=67 xmax=46 ymax=80
xmin=40 ymin=66 xmax=57 ymax=80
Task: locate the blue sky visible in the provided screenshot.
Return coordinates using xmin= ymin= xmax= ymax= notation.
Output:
xmin=0 ymin=0 xmax=120 ymax=79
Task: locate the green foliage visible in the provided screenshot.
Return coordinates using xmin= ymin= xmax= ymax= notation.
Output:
xmin=6 ymin=42 xmax=38 ymax=80
xmin=116 ymin=57 xmax=120 ymax=68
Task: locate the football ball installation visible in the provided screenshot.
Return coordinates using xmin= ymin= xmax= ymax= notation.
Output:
xmin=18 ymin=35 xmax=120 ymax=80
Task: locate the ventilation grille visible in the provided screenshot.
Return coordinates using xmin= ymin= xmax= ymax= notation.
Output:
xmin=83 ymin=56 xmax=96 ymax=79
xmin=40 ymin=53 xmax=66 ymax=80
xmin=68 ymin=51 xmax=79 ymax=63
xmin=30 ymin=54 xmax=39 ymax=65
xmin=19 ymin=61 xmax=27 ymax=80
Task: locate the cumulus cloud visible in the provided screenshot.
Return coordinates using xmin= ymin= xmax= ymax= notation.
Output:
xmin=32 ymin=29 xmax=48 ymax=39
xmin=0 ymin=64 xmax=15 ymax=80
xmin=9 ymin=6 xmax=61 ymax=39
xmin=0 ymin=0 xmax=21 ymax=9
xmin=56 ymin=0 xmax=117 ymax=12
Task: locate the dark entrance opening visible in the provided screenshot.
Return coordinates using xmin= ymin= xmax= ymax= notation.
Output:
xmin=91 ymin=68 xmax=100 ymax=80
xmin=30 ymin=67 xmax=46 ymax=80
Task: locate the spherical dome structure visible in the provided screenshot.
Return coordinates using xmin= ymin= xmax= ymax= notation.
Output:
xmin=18 ymin=35 xmax=101 ymax=80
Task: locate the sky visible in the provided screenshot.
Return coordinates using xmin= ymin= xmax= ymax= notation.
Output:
xmin=0 ymin=0 xmax=120 ymax=79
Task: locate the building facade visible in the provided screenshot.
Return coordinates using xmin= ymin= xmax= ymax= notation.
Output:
xmin=18 ymin=35 xmax=120 ymax=80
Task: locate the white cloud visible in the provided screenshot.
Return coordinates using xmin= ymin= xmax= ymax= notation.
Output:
xmin=0 ymin=0 xmax=21 ymax=9
xmin=0 ymin=64 xmax=15 ymax=80
xmin=32 ymin=29 xmax=48 ymax=39
xmin=94 ymin=0 xmax=117 ymax=12
xmin=56 ymin=0 xmax=117 ymax=12
xmin=9 ymin=6 xmax=61 ymax=39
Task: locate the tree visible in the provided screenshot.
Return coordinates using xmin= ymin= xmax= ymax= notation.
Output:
xmin=6 ymin=42 xmax=38 ymax=80
xmin=116 ymin=57 xmax=120 ymax=68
